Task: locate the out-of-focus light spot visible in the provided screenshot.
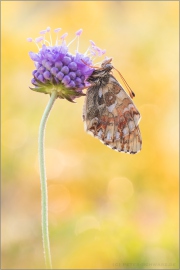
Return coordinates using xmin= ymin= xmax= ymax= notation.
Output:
xmin=107 ymin=177 xmax=134 ymax=203
xmin=2 ymin=214 xmax=36 ymax=248
xmin=2 ymin=118 xmax=28 ymax=149
xmin=35 ymin=148 xmax=65 ymax=179
xmin=48 ymin=184 xmax=71 ymax=213
xmin=134 ymin=194 xmax=166 ymax=242
xmin=144 ymin=247 xmax=175 ymax=268
xmin=75 ymin=215 xmax=101 ymax=235
xmin=35 ymin=145 xmax=85 ymax=180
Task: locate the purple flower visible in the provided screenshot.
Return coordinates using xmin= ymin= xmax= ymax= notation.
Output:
xmin=56 ymin=72 xmax=64 ymax=80
xmin=68 ymin=62 xmax=77 ymax=71
xmin=61 ymin=66 xmax=69 ymax=75
xmin=55 ymin=61 xmax=63 ymax=69
xmin=28 ymin=27 xmax=106 ymax=101
xmin=69 ymin=72 xmax=76 ymax=80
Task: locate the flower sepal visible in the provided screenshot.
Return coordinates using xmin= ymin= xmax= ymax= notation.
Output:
xmin=30 ymin=81 xmax=86 ymax=102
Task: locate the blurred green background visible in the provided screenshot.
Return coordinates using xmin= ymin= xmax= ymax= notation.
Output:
xmin=2 ymin=1 xmax=179 ymax=269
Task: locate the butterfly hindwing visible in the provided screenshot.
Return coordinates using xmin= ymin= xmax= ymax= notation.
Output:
xmin=83 ymin=60 xmax=142 ymax=154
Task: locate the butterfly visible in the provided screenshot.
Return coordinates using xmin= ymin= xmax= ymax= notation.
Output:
xmin=83 ymin=58 xmax=142 ymax=154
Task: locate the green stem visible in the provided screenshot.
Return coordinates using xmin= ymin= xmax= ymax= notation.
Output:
xmin=38 ymin=90 xmax=57 ymax=269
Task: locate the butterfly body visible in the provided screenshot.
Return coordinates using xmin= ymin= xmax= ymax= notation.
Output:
xmin=83 ymin=59 xmax=142 ymax=154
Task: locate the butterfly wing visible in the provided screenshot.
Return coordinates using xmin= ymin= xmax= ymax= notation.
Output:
xmin=83 ymin=75 xmax=142 ymax=154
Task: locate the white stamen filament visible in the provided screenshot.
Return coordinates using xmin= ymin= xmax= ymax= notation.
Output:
xmin=54 ymin=28 xmax=61 ymax=46
xmin=76 ymin=36 xmax=80 ymax=52
xmin=40 ymin=30 xmax=47 ymax=45
xmin=91 ymin=55 xmax=98 ymax=61
xmin=67 ymin=29 xmax=83 ymax=51
xmin=44 ymin=39 xmax=51 ymax=46
xmin=60 ymin=33 xmax=68 ymax=46
xmin=46 ymin=27 xmax=52 ymax=46
xmin=76 ymin=29 xmax=82 ymax=52
xmin=84 ymin=46 xmax=91 ymax=56
xmin=35 ymin=43 xmax=40 ymax=50
xmin=28 ymin=26 xmax=107 ymax=70
xmin=85 ymin=52 xmax=92 ymax=58
xmin=27 ymin=37 xmax=40 ymax=50
xmin=35 ymin=37 xmax=44 ymax=50
xmin=67 ymin=36 xmax=77 ymax=48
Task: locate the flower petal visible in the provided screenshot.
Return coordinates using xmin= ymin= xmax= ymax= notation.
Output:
xmin=29 ymin=52 xmax=40 ymax=62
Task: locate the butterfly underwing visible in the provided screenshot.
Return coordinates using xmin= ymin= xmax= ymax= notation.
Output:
xmin=83 ymin=58 xmax=142 ymax=154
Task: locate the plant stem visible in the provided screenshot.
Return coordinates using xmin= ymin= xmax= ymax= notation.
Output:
xmin=38 ymin=90 xmax=57 ymax=269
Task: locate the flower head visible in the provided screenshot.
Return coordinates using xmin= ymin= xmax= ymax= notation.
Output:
xmin=28 ymin=27 xmax=106 ymax=102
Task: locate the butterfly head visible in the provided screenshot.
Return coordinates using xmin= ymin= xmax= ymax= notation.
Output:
xmin=101 ymin=57 xmax=113 ymax=69
xmin=86 ymin=58 xmax=113 ymax=85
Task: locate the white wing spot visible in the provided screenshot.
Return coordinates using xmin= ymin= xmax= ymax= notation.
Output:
xmin=128 ymin=121 xmax=135 ymax=131
xmin=134 ymin=114 xmax=141 ymax=126
xmin=107 ymin=101 xmax=117 ymax=113
xmin=123 ymin=127 xmax=129 ymax=136
xmin=98 ymin=88 xmax=103 ymax=97
xmin=117 ymin=90 xmax=127 ymax=100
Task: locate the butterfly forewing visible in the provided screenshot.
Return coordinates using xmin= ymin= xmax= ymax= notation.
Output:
xmin=83 ymin=61 xmax=142 ymax=154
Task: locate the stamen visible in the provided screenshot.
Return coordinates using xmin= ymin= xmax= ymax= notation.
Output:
xmin=44 ymin=39 xmax=50 ymax=46
xmin=94 ymin=60 xmax=103 ymax=66
xmin=84 ymin=46 xmax=91 ymax=56
xmin=61 ymin=33 xmax=68 ymax=40
xmin=35 ymin=36 xmax=44 ymax=43
xmin=27 ymin=37 xmax=40 ymax=50
xmin=76 ymin=38 xmax=79 ymax=53
xmin=90 ymin=45 xmax=98 ymax=56
xmin=46 ymin=26 xmax=52 ymax=46
xmin=27 ymin=38 xmax=33 ymax=42
xmin=96 ymin=47 xmax=102 ymax=56
xmin=86 ymin=51 xmax=97 ymax=60
xmin=91 ymin=56 xmax=98 ymax=61
xmin=32 ymin=37 xmax=43 ymax=50
xmin=91 ymin=45 xmax=105 ymax=57
xmin=67 ymin=36 xmax=77 ymax=48
xmin=86 ymin=52 xmax=95 ymax=58
xmin=90 ymin=40 xmax=96 ymax=46
xmin=89 ymin=47 xmax=98 ymax=59
xmin=39 ymin=29 xmax=47 ymax=44
xmin=54 ymin=28 xmax=61 ymax=45
xmin=40 ymin=30 xmax=47 ymax=35
xmin=76 ymin=29 xmax=83 ymax=36
xmin=54 ymin=28 xmax=61 ymax=33
xmin=67 ymin=29 xmax=83 ymax=50
xmin=60 ymin=33 xmax=68 ymax=46
xmin=76 ymin=29 xmax=83 ymax=53
xmin=35 ymin=36 xmax=44 ymax=48
xmin=101 ymin=49 xmax=106 ymax=55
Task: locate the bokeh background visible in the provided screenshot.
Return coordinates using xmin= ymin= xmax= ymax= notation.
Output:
xmin=2 ymin=1 xmax=179 ymax=269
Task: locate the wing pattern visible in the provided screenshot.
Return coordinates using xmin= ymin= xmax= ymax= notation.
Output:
xmin=83 ymin=75 xmax=142 ymax=154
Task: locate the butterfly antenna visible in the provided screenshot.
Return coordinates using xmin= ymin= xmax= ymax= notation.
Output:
xmin=81 ymin=59 xmax=100 ymax=69
xmin=114 ymin=68 xmax=135 ymax=99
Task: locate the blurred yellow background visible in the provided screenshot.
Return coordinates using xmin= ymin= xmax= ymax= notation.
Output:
xmin=2 ymin=1 xmax=179 ymax=269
